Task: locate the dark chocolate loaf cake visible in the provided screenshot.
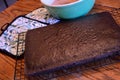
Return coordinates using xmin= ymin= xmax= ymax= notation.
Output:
xmin=24 ymin=12 xmax=120 ymax=76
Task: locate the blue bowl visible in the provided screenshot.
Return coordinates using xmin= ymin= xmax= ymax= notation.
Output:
xmin=41 ymin=0 xmax=95 ymax=19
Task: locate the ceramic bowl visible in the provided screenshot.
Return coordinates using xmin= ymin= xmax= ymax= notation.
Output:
xmin=41 ymin=0 xmax=95 ymax=19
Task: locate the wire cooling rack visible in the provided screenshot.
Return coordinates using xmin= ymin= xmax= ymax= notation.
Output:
xmin=14 ymin=32 xmax=26 ymax=80
xmin=14 ymin=48 xmax=120 ymax=80
xmin=14 ymin=4 xmax=120 ymax=80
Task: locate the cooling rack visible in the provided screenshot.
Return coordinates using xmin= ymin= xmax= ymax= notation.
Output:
xmin=14 ymin=4 xmax=120 ymax=80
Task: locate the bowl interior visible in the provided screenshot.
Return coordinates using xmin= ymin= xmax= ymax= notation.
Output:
xmin=41 ymin=0 xmax=54 ymax=5
xmin=41 ymin=0 xmax=81 ymax=6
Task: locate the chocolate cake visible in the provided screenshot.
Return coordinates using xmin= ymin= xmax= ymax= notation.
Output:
xmin=24 ymin=12 xmax=120 ymax=76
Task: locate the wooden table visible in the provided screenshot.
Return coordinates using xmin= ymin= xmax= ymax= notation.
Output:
xmin=0 ymin=0 xmax=120 ymax=80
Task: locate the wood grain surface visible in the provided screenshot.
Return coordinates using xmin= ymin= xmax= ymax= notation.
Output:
xmin=0 ymin=0 xmax=120 ymax=80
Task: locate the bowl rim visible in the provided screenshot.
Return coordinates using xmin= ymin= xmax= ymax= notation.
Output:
xmin=40 ymin=0 xmax=83 ymax=7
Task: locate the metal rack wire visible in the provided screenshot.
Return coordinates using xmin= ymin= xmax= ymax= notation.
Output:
xmin=14 ymin=5 xmax=120 ymax=80
xmin=14 ymin=32 xmax=27 ymax=80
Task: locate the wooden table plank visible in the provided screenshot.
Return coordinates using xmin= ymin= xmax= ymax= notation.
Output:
xmin=0 ymin=0 xmax=120 ymax=80
xmin=0 ymin=54 xmax=15 ymax=80
xmin=0 ymin=0 xmax=42 ymax=28
xmin=96 ymin=0 xmax=120 ymax=8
